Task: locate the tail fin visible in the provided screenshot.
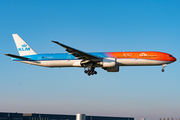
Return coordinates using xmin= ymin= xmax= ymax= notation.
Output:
xmin=12 ymin=34 xmax=37 ymax=56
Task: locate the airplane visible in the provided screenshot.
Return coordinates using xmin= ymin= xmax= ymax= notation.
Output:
xmin=5 ymin=34 xmax=177 ymax=76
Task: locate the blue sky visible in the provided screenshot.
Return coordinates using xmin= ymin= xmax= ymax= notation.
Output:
xmin=0 ymin=0 xmax=180 ymax=120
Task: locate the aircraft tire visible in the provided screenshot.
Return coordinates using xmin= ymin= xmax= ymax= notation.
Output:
xmin=84 ymin=70 xmax=88 ymax=73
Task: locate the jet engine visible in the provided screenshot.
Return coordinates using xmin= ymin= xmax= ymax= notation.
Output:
xmin=101 ymin=57 xmax=119 ymax=72
xmin=102 ymin=57 xmax=116 ymax=67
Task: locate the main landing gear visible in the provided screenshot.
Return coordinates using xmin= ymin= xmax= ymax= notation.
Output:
xmin=84 ymin=67 xmax=97 ymax=76
xmin=162 ymin=64 xmax=167 ymax=72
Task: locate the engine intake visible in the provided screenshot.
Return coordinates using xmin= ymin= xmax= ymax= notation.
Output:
xmin=102 ymin=57 xmax=116 ymax=67
xmin=101 ymin=58 xmax=119 ymax=72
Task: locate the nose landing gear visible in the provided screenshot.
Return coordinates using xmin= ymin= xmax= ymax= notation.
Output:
xmin=162 ymin=64 xmax=167 ymax=72
xmin=84 ymin=67 xmax=97 ymax=76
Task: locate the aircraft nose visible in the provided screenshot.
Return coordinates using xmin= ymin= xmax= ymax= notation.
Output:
xmin=171 ymin=56 xmax=177 ymax=62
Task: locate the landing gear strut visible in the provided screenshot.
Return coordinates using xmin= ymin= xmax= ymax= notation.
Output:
xmin=84 ymin=67 xmax=97 ymax=76
xmin=162 ymin=64 xmax=167 ymax=72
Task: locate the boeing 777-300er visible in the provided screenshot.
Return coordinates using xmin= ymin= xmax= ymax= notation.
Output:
xmin=5 ymin=34 xmax=177 ymax=76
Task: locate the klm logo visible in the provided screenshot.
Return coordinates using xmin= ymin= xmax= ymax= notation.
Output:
xmin=18 ymin=44 xmax=30 ymax=51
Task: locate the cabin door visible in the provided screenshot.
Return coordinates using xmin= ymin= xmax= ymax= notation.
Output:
xmin=159 ymin=54 xmax=163 ymax=60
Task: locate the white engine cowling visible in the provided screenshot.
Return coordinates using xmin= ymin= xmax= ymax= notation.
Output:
xmin=106 ymin=66 xmax=119 ymax=72
xmin=102 ymin=57 xmax=116 ymax=67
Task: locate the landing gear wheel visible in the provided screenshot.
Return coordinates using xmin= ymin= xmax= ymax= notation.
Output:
xmin=84 ymin=70 xmax=88 ymax=73
xmin=84 ymin=66 xmax=97 ymax=76
xmin=88 ymin=73 xmax=91 ymax=76
xmin=161 ymin=64 xmax=167 ymax=72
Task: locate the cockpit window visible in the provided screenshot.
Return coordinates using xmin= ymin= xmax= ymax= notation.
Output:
xmin=170 ymin=55 xmax=174 ymax=57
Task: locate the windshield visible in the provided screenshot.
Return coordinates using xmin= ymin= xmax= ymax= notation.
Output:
xmin=170 ymin=55 xmax=174 ymax=57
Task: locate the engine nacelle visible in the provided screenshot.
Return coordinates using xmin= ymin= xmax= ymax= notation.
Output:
xmin=106 ymin=66 xmax=119 ymax=72
xmin=102 ymin=57 xmax=116 ymax=67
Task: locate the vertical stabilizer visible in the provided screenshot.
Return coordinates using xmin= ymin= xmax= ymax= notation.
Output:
xmin=12 ymin=34 xmax=37 ymax=56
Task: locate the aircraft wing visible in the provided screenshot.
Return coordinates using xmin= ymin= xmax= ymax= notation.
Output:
xmin=4 ymin=53 xmax=30 ymax=60
xmin=51 ymin=41 xmax=102 ymax=61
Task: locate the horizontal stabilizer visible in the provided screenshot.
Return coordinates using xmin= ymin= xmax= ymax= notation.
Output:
xmin=4 ymin=54 xmax=30 ymax=60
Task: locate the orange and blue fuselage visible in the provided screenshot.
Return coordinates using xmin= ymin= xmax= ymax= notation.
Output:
xmin=13 ymin=51 xmax=176 ymax=67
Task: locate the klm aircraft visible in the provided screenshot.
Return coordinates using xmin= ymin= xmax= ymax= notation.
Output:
xmin=5 ymin=34 xmax=176 ymax=76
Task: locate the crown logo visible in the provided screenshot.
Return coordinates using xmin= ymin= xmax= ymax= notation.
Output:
xmin=21 ymin=44 xmax=27 ymax=47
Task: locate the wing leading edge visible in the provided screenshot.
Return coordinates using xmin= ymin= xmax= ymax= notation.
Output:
xmin=51 ymin=41 xmax=102 ymax=62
